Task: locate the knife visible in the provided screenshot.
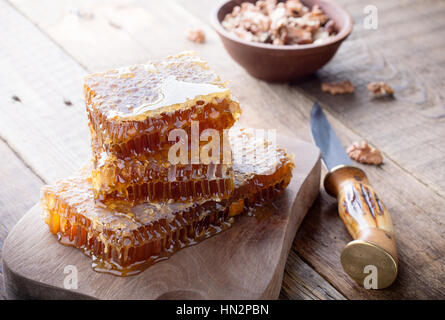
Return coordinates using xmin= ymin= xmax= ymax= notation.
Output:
xmin=310 ymin=102 xmax=398 ymax=289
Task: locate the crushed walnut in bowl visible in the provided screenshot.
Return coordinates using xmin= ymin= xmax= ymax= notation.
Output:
xmin=222 ymin=0 xmax=336 ymax=46
xmin=212 ymin=0 xmax=353 ymax=82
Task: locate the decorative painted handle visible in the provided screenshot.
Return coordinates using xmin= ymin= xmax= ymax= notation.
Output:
xmin=324 ymin=165 xmax=398 ymax=289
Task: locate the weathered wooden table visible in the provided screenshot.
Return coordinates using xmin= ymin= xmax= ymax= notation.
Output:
xmin=0 ymin=0 xmax=444 ymax=300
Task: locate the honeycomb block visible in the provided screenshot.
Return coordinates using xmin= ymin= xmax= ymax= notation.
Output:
xmin=230 ymin=127 xmax=295 ymax=205
xmin=91 ymin=130 xmax=234 ymax=208
xmin=85 ymin=51 xmax=241 ymax=160
xmin=41 ymin=128 xmax=295 ymax=276
xmin=41 ymin=166 xmax=234 ymax=276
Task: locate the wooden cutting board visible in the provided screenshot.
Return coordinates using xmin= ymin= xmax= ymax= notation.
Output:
xmin=2 ymin=139 xmax=320 ymax=300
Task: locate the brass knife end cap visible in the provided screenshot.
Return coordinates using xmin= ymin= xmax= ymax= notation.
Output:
xmin=341 ymin=240 xmax=398 ymax=289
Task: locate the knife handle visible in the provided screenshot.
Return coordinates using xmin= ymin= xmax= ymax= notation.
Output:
xmin=324 ymin=165 xmax=398 ymax=289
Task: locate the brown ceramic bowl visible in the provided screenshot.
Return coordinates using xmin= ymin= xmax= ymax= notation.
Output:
xmin=212 ymin=0 xmax=353 ymax=82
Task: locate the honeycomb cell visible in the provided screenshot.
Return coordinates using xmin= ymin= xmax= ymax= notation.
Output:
xmin=90 ymin=127 xmax=234 ymax=207
xmin=229 ymin=127 xmax=295 ymax=203
xmin=41 ymin=128 xmax=295 ymax=276
xmin=41 ymin=167 xmax=234 ymax=276
xmin=85 ymin=51 xmax=241 ymax=160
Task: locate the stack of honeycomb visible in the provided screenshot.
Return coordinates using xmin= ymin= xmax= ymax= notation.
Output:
xmin=40 ymin=52 xmax=295 ymax=275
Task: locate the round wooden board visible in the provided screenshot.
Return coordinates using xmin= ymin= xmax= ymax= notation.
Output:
xmin=2 ymin=139 xmax=320 ymax=300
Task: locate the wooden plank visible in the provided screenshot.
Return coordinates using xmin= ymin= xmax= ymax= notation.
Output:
xmin=1 ymin=1 xmax=346 ymax=297
xmin=280 ymin=251 xmax=345 ymax=300
xmin=0 ymin=273 xmax=5 ymax=300
xmin=3 ymin=139 xmax=320 ymax=300
xmin=296 ymin=106 xmax=445 ymax=299
xmin=171 ymin=0 xmax=445 ymax=193
xmin=254 ymin=87 xmax=445 ymax=298
xmin=0 ymin=139 xmax=43 ymax=299
xmin=170 ymin=0 xmax=445 ymax=299
xmin=176 ymin=0 xmax=445 ymax=201
xmin=7 ymin=0 xmax=445 ymax=299
xmin=297 ymin=0 xmax=445 ymax=199
xmin=0 ymin=140 xmax=43 ymax=266
xmin=0 ymin=0 xmax=90 ymax=183
xmin=7 ymin=0 xmax=315 ymax=140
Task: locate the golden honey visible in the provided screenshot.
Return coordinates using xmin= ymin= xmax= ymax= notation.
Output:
xmin=41 ymin=167 xmax=234 ymax=276
xmin=90 ymin=128 xmax=234 ymax=207
xmin=85 ymin=52 xmax=241 ymax=160
xmin=41 ymin=129 xmax=295 ymax=276
xmin=230 ymin=127 xmax=295 ymax=202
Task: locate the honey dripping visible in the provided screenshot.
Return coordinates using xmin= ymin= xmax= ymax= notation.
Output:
xmin=41 ymin=129 xmax=294 ymax=276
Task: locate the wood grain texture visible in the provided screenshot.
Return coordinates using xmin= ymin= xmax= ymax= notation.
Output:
xmin=175 ymin=0 xmax=445 ymax=298
xmin=287 ymin=104 xmax=445 ymax=299
xmin=280 ymin=251 xmax=345 ymax=300
xmin=172 ymin=0 xmax=445 ymax=299
xmin=1 ymin=0 xmax=344 ymax=299
xmin=3 ymin=140 xmax=320 ymax=300
xmin=2 ymin=0 xmax=444 ymax=299
xmin=298 ymin=0 xmax=445 ymax=198
xmin=0 ymin=0 xmax=90 ymax=183
xmin=0 ymin=273 xmax=5 ymax=300
xmin=0 ymin=139 xmax=43 ymax=299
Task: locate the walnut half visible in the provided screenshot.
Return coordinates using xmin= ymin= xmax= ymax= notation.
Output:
xmin=367 ymin=82 xmax=394 ymax=97
xmin=187 ymin=28 xmax=206 ymax=43
xmin=346 ymin=141 xmax=383 ymax=165
xmin=321 ymin=80 xmax=355 ymax=95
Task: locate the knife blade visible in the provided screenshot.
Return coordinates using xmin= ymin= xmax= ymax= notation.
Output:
xmin=310 ymin=102 xmax=351 ymax=170
xmin=309 ymin=102 xmax=398 ymax=289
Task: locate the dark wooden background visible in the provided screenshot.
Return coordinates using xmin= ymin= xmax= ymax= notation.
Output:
xmin=0 ymin=0 xmax=444 ymax=299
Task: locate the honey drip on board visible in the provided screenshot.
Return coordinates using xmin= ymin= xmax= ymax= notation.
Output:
xmin=42 ymin=174 xmax=291 ymax=276
xmin=41 ymin=52 xmax=295 ymax=276
xmin=41 ymin=129 xmax=295 ymax=276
